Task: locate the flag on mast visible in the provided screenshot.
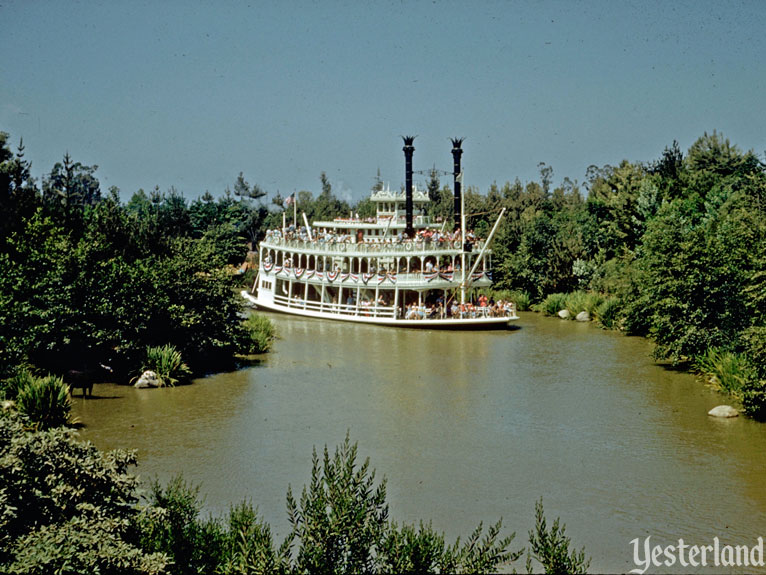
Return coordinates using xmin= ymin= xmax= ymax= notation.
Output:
xmin=284 ymin=192 xmax=295 ymax=207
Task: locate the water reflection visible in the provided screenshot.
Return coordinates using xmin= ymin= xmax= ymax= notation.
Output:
xmin=73 ymin=312 xmax=766 ymax=573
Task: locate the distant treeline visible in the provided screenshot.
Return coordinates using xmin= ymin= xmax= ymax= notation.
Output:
xmin=1 ymin=130 xmax=764 ymax=416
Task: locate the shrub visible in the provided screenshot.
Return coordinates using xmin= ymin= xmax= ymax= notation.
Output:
xmin=741 ymin=378 xmax=766 ymax=420
xmin=283 ymin=433 xmax=522 ymax=574
xmin=0 ymin=408 xmax=167 ymax=573
xmin=526 ymin=498 xmax=591 ymax=574
xmin=594 ymin=297 xmax=622 ymax=329
xmin=142 ymin=344 xmax=192 ymax=387
xmin=509 ymin=290 xmax=532 ymax=312
xmin=693 ymin=348 xmax=752 ymax=399
xmin=563 ymin=291 xmax=603 ymax=317
xmin=14 ymin=371 xmax=72 ymax=429
xmin=535 ymin=293 xmax=568 ymax=316
xmin=138 ymin=475 xmax=227 ymax=575
xmin=242 ymin=313 xmax=275 ymax=354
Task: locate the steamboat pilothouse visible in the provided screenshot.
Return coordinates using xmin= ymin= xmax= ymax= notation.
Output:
xmin=241 ymin=137 xmax=518 ymax=328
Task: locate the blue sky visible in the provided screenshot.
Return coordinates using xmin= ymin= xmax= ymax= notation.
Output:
xmin=1 ymin=0 xmax=764 ymax=203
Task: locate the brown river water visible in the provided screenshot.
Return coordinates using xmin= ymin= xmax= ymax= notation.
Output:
xmin=73 ymin=312 xmax=766 ymax=573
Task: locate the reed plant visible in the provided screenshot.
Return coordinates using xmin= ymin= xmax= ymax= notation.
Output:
xmin=508 ymin=290 xmax=532 ymax=312
xmin=142 ymin=344 xmax=192 ymax=387
xmin=535 ymin=293 xmax=568 ymax=316
xmin=693 ymin=348 xmax=752 ymax=399
xmin=242 ymin=313 xmax=276 ymax=354
xmin=14 ymin=371 xmax=72 ymax=429
xmin=564 ymin=291 xmax=604 ymax=317
xmin=482 ymin=289 xmax=531 ymax=311
xmin=593 ymin=296 xmax=622 ymax=329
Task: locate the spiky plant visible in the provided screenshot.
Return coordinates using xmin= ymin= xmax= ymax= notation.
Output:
xmin=14 ymin=372 xmax=72 ymax=429
xmin=242 ymin=313 xmax=275 ymax=354
xmin=143 ymin=344 xmax=192 ymax=387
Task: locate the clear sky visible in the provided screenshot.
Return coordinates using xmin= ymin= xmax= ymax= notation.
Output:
xmin=2 ymin=0 xmax=765 ymax=203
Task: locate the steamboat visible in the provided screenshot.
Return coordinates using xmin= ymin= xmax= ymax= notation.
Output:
xmin=241 ymin=137 xmax=518 ymax=329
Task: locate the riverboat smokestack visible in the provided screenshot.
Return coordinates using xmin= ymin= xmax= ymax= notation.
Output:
xmin=451 ymin=138 xmax=464 ymax=230
xmin=403 ymin=136 xmax=416 ymax=237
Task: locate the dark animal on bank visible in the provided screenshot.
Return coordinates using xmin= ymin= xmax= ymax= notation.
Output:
xmin=65 ymin=363 xmax=113 ymax=397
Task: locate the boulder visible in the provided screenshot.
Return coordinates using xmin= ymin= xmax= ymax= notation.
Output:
xmin=575 ymin=310 xmax=591 ymax=322
xmin=134 ymin=370 xmax=161 ymax=388
xmin=707 ymin=405 xmax=739 ymax=418
xmin=557 ymin=309 xmax=571 ymax=319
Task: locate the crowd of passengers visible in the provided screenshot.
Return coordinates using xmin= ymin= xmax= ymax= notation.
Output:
xmin=335 ymin=293 xmax=514 ymax=319
xmin=403 ymin=294 xmax=515 ymax=320
xmin=263 ymin=225 xmax=479 ymax=245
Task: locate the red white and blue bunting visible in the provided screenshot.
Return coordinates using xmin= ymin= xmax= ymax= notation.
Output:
xmin=262 ymin=261 xmax=274 ymax=272
xmin=294 ymin=268 xmax=305 ymax=279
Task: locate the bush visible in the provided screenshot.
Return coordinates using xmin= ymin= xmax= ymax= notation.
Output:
xmin=242 ymin=313 xmax=275 ymax=354
xmin=693 ymin=348 xmax=752 ymax=399
xmin=285 ymin=433 xmax=521 ymax=574
xmin=563 ymin=291 xmax=603 ymax=317
xmin=13 ymin=371 xmax=72 ymax=429
xmin=526 ymin=498 xmax=591 ymax=574
xmin=138 ymin=476 xmax=227 ymax=575
xmin=142 ymin=344 xmax=192 ymax=387
xmin=0 ymin=408 xmax=167 ymax=573
xmin=535 ymin=293 xmax=568 ymax=316
xmin=509 ymin=290 xmax=532 ymax=312
xmin=741 ymin=378 xmax=766 ymax=420
xmin=594 ymin=296 xmax=622 ymax=329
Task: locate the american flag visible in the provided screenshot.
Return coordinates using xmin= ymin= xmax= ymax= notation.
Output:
xmin=284 ymin=193 xmax=295 ymax=207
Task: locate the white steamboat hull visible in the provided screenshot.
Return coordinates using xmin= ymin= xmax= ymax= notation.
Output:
xmin=241 ymin=290 xmax=517 ymax=330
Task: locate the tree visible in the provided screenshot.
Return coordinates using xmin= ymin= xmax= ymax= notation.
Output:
xmin=0 ymin=132 xmax=40 ymax=239
xmin=42 ymin=152 xmax=101 ymax=230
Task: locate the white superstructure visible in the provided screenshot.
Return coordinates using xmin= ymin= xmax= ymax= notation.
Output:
xmin=242 ymin=140 xmax=518 ymax=329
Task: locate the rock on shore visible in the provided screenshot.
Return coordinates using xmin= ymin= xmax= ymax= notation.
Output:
xmin=707 ymin=405 xmax=739 ymax=418
xmin=134 ymin=370 xmax=161 ymax=388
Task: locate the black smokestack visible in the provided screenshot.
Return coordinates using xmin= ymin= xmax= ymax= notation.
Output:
xmin=403 ymin=136 xmax=416 ymax=237
xmin=451 ymin=138 xmax=464 ymax=230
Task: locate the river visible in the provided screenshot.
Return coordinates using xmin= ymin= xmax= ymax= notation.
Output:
xmin=73 ymin=312 xmax=766 ymax=573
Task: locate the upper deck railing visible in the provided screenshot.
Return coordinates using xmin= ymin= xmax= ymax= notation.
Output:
xmin=260 ymin=236 xmax=487 ymax=255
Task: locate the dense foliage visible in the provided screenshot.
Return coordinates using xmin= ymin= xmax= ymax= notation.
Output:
xmin=423 ymin=132 xmax=766 ymax=418
xmin=1 ymin=132 xmax=275 ymax=383
xmin=2 ymin=127 xmax=764 ymax=416
xmin=0 ymin=408 xmax=166 ymax=574
xmin=0 ymin=408 xmax=587 ymax=574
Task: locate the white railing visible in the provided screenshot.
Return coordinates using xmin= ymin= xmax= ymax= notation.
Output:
xmin=261 ymin=237 xmax=485 ymax=255
xmin=273 ymin=294 xmax=397 ymax=319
